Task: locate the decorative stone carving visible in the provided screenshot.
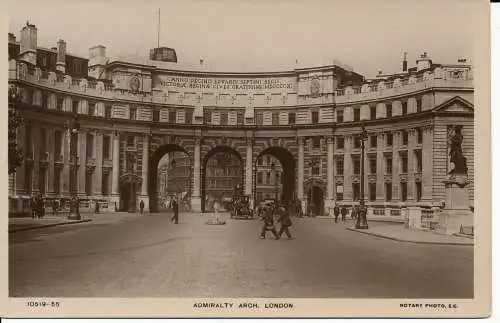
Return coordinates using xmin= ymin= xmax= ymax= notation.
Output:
xmin=448 ymin=125 xmax=468 ymax=175
xmin=19 ymin=63 xmax=27 ymax=79
xmin=34 ymin=67 xmax=41 ymax=81
xmin=48 ymin=71 xmax=57 ymax=85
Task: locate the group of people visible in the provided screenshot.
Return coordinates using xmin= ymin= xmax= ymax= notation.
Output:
xmin=260 ymin=203 xmax=293 ymax=240
xmin=30 ymin=194 xmax=45 ymax=219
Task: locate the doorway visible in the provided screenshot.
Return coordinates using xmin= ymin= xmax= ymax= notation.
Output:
xmin=308 ymin=186 xmax=324 ymax=216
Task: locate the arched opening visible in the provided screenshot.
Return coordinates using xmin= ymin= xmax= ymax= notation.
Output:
xmin=307 ymin=186 xmax=325 ymax=216
xmin=255 ymin=147 xmax=295 ymax=207
xmin=201 ymin=146 xmax=243 ymax=212
xmin=148 ymin=144 xmax=191 ymax=213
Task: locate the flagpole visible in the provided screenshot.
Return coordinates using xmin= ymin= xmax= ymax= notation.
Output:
xmin=157 ymin=8 xmax=160 ymax=48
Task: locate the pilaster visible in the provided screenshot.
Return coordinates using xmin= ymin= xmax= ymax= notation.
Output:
xmin=111 ymin=131 xmax=120 ymax=196
xmin=139 ymin=133 xmax=150 ymax=211
xmin=325 ymin=136 xmax=335 ymax=210
xmin=343 ymin=135 xmax=353 ymax=201
xmin=191 ymin=136 xmax=202 ymax=212
xmin=77 ymin=130 xmax=87 ymax=195
xmin=421 ymin=125 xmax=433 ymax=202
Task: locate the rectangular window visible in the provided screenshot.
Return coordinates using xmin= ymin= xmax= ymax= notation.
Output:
xmin=369 ymin=183 xmax=376 ymax=201
xmin=103 ymin=136 xmax=110 ymax=160
xmin=415 ymin=181 xmax=422 ymax=201
xmin=25 ymin=166 xmax=32 ymax=194
xmin=312 ymin=137 xmax=321 ymax=149
xmin=401 ymin=155 xmax=408 ymax=173
xmin=337 ymin=137 xmax=344 ymax=149
xmin=127 ymin=135 xmax=134 ymax=147
xmin=336 ymin=185 xmax=344 ymax=201
xmin=311 ymin=111 xmax=319 ymax=124
xmin=354 ymin=136 xmax=361 ymax=149
xmin=105 ymin=104 xmax=112 ymax=118
xmin=336 ymin=109 xmax=344 ymax=123
xmin=400 ymin=182 xmax=408 ymax=201
xmin=102 ymin=173 xmax=109 ymax=196
xmin=402 ymin=101 xmax=408 ymax=115
xmin=353 ymin=107 xmax=361 ymax=121
xmin=312 ymin=159 xmax=320 ymax=176
xmin=152 ymin=110 xmax=160 ymax=122
xmin=266 ymin=172 xmax=271 ymax=184
xmin=42 ymin=92 xmax=49 ymax=109
xmin=288 ymin=112 xmax=296 ymax=124
xmin=25 ymin=125 xmax=32 ymax=158
xmin=39 ymin=168 xmax=46 ymax=194
xmin=386 ymin=157 xmax=393 ymax=174
xmin=54 ymin=130 xmax=62 ymax=158
xmin=336 ymin=159 xmax=344 ymax=175
xmin=129 ymin=107 xmax=137 ymax=120
xmin=370 ymin=135 xmax=377 ymax=148
xmin=88 ymin=102 xmax=96 ymax=116
xmin=237 ymin=112 xmax=244 ymax=125
xmin=86 ymin=173 xmax=93 ymax=196
xmin=256 ymin=112 xmax=264 ymax=125
xmin=72 ymin=100 xmax=79 ymax=114
xmin=386 ymin=133 xmax=393 ymax=146
xmin=417 ymin=128 xmax=423 ymax=144
xmin=416 ymin=98 xmax=422 ymax=112
xmin=369 ymin=158 xmax=377 ymax=174
xmin=402 ymin=131 xmax=409 ymax=145
xmin=39 ymin=128 xmax=47 ymax=158
xmin=386 ymin=105 xmax=392 ymax=118
xmin=169 ymin=110 xmax=176 ymax=123
xmin=272 ymin=112 xmax=279 ymax=125
xmin=352 ymin=183 xmax=360 ymax=201
xmin=86 ymin=133 xmax=94 ymax=158
xmin=57 ymin=96 xmax=64 ymax=111
xmin=184 ymin=110 xmax=193 ymax=124
xmin=370 ymin=106 xmax=377 ymax=120
xmin=220 ymin=111 xmax=228 ymax=125
xmin=416 ymin=150 xmax=423 ymax=172
xmin=385 ymin=183 xmax=392 ymax=201
xmin=353 ymin=159 xmax=361 ymax=174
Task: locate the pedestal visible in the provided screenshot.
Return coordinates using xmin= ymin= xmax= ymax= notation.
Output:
xmin=407 ymin=206 xmax=422 ymax=230
xmin=439 ymin=175 xmax=473 ymax=235
xmin=191 ymin=196 xmax=202 ymax=212
xmin=324 ymin=198 xmax=335 ymax=216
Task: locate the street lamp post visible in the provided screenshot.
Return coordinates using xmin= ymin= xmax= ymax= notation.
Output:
xmin=253 ymin=156 xmax=261 ymax=208
xmin=355 ymin=124 xmax=369 ymax=229
xmin=68 ymin=115 xmax=81 ymax=220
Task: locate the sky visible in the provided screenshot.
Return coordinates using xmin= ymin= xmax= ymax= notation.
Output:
xmin=6 ymin=0 xmax=476 ymax=78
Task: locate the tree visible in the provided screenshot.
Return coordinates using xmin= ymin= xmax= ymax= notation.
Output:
xmin=8 ymin=99 xmax=23 ymax=175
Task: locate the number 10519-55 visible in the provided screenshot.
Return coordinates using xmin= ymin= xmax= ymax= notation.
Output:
xmin=27 ymin=300 xmax=60 ymax=308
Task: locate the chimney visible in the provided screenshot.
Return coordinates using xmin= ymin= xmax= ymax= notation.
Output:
xmin=416 ymin=52 xmax=431 ymax=72
xmin=403 ymin=52 xmax=408 ymax=72
xmin=56 ymin=39 xmax=66 ymax=73
xmin=19 ymin=21 xmax=37 ymax=65
xmin=8 ymin=33 xmax=16 ymax=42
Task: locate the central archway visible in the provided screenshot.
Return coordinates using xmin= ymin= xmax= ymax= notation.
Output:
xmin=255 ymin=147 xmax=296 ymax=206
xmin=148 ymin=144 xmax=190 ymax=212
xmin=201 ymin=146 xmax=244 ymax=212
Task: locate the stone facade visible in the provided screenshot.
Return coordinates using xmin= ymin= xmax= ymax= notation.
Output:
xmin=8 ymin=24 xmax=474 ymax=217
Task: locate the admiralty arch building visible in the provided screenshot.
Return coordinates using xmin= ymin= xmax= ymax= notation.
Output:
xmin=8 ymin=23 xmax=475 ymax=218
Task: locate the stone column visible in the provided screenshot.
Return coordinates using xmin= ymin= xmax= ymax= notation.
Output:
xmin=344 ymin=136 xmax=353 ymax=202
xmin=15 ymin=124 xmax=26 ymax=195
xmin=110 ymin=131 xmax=120 ymax=210
xmin=32 ymin=124 xmax=40 ymax=193
xmin=93 ymin=131 xmax=103 ymax=198
xmin=47 ymin=128 xmax=55 ymax=194
xmin=407 ymin=129 xmax=416 ymax=201
xmin=77 ymin=130 xmax=87 ymax=195
xmin=245 ymin=137 xmax=254 ymax=206
xmin=421 ymin=126 xmax=433 ymax=202
xmin=61 ymin=126 xmax=71 ymax=195
xmin=191 ymin=137 xmax=202 ymax=212
xmin=139 ymin=134 xmax=150 ymax=211
xmin=325 ymin=136 xmax=335 ymax=213
xmin=376 ymin=134 xmax=385 ymax=202
xmin=392 ymin=132 xmax=400 ymax=201
xmin=297 ymin=137 xmax=305 ymax=213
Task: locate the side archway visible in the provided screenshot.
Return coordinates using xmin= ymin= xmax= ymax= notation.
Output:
xmin=148 ymin=144 xmax=190 ymax=212
xmin=255 ymin=146 xmax=296 ymax=206
xmin=304 ymin=178 xmax=327 ymax=216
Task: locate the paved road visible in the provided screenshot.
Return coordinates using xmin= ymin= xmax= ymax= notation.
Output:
xmin=9 ymin=213 xmax=474 ymax=298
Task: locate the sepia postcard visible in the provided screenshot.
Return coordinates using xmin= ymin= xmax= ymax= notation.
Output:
xmin=1 ymin=0 xmax=492 ymax=318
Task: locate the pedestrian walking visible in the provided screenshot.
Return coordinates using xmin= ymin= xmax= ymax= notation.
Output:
xmin=95 ymin=200 xmax=100 ymax=214
xmin=277 ymin=206 xmax=293 ymax=239
xmin=341 ymin=206 xmax=348 ymax=222
xmin=30 ymin=196 xmax=37 ymax=219
xmin=260 ymin=206 xmax=279 ymax=239
xmin=139 ymin=199 xmax=145 ymax=214
xmin=37 ymin=194 xmax=44 ymax=219
xmin=171 ymin=196 xmax=179 ymax=224
xmin=333 ymin=204 xmax=340 ymax=223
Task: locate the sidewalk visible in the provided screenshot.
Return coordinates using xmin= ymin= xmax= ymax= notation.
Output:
xmin=346 ymin=224 xmax=474 ymax=245
xmin=8 ymin=212 xmax=144 ymax=233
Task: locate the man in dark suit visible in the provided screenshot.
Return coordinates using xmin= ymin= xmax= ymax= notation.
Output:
xmin=171 ymin=196 xmax=179 ymax=224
